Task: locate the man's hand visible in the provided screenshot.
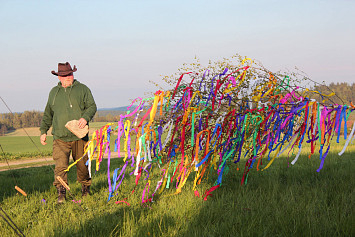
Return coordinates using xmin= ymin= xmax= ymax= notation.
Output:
xmin=78 ymin=118 xmax=87 ymax=129
xmin=40 ymin=134 xmax=47 ymax=145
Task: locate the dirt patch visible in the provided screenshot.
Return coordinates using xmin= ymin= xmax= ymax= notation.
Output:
xmin=5 ymin=127 xmax=52 ymax=136
xmin=0 ymin=151 xmax=128 ymax=172
xmin=0 ymin=157 xmax=53 ymax=167
xmin=0 ymin=160 xmax=55 ymax=172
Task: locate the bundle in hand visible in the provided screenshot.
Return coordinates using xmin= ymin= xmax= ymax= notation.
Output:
xmin=65 ymin=120 xmax=89 ymax=139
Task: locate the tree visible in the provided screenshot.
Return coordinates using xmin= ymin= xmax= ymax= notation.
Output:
xmin=13 ymin=113 xmax=22 ymax=129
xmin=311 ymin=82 xmax=355 ymax=105
xmin=0 ymin=124 xmax=7 ymax=136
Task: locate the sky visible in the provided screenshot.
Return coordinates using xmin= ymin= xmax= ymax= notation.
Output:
xmin=0 ymin=0 xmax=354 ymax=113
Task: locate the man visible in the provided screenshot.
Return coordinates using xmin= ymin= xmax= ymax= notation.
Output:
xmin=40 ymin=62 xmax=97 ymax=204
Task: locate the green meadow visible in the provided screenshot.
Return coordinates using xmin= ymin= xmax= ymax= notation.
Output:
xmin=0 ymin=123 xmax=354 ymax=236
xmin=0 ymin=122 xmax=118 ymax=160
xmin=0 ymin=148 xmax=354 ymax=236
xmin=0 ymin=136 xmax=52 ymax=159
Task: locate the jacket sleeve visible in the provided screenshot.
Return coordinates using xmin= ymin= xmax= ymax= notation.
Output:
xmin=40 ymin=99 xmax=53 ymax=135
xmin=82 ymin=87 xmax=97 ymax=122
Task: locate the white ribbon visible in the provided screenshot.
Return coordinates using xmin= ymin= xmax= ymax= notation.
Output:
xmin=134 ymin=136 xmax=143 ymax=175
xmin=162 ymin=121 xmax=173 ymax=148
xmin=339 ymin=121 xmax=355 ymax=156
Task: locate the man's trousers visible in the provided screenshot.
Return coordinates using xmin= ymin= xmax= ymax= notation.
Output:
xmin=52 ymin=139 xmax=91 ymax=187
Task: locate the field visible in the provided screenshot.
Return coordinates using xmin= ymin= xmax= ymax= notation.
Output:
xmin=0 ymin=123 xmax=116 ymax=160
xmin=0 ymin=148 xmax=354 ymax=236
xmin=0 ymin=123 xmax=354 ymax=236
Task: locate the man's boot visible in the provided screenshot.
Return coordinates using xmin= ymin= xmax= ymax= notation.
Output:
xmin=57 ymin=186 xmax=66 ymax=204
xmin=82 ymin=185 xmax=91 ymax=197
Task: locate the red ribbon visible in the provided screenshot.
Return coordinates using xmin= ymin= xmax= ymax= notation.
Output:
xmin=203 ymin=185 xmax=220 ymax=201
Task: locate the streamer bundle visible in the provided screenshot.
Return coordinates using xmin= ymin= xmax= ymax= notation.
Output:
xmin=66 ymin=58 xmax=354 ymax=203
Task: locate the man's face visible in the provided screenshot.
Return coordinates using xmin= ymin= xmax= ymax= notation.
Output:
xmin=58 ymin=74 xmax=74 ymax=88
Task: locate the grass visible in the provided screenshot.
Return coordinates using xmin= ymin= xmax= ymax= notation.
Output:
xmin=0 ymin=149 xmax=354 ymax=236
xmin=0 ymin=123 xmax=354 ymax=235
xmin=0 ymin=136 xmax=53 ymax=161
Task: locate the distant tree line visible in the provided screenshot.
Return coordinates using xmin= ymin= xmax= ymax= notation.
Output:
xmin=0 ymin=123 xmax=8 ymax=136
xmin=311 ymin=82 xmax=355 ymax=105
xmin=0 ymin=111 xmax=43 ymax=135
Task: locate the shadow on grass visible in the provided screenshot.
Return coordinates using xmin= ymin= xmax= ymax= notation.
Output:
xmin=52 ymin=205 xmax=177 ymax=237
xmin=176 ymin=151 xmax=355 ymax=236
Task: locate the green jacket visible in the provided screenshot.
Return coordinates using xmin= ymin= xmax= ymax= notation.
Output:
xmin=40 ymin=80 xmax=97 ymax=142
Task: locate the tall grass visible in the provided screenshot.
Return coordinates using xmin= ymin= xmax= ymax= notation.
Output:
xmin=0 ymin=150 xmax=353 ymax=236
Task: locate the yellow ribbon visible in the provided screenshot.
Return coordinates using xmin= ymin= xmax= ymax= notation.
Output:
xmin=123 ymin=120 xmax=131 ymax=162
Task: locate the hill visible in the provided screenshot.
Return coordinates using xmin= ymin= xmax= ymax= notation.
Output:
xmin=95 ymin=105 xmax=138 ymax=117
xmin=98 ymin=106 xmax=137 ymax=111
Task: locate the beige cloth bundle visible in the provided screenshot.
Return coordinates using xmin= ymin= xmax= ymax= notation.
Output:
xmin=65 ymin=120 xmax=89 ymax=138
